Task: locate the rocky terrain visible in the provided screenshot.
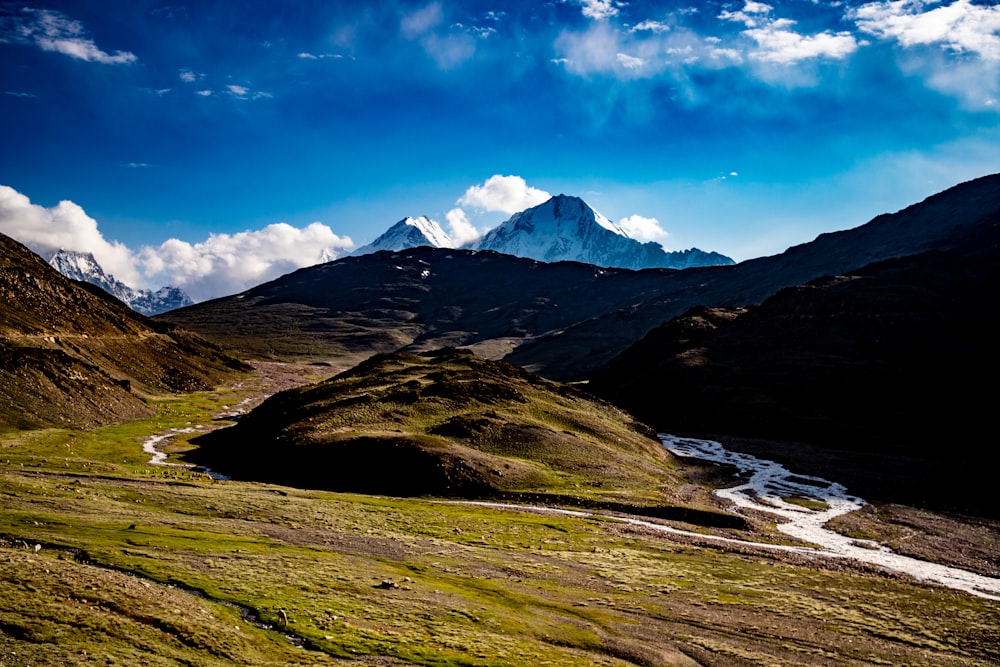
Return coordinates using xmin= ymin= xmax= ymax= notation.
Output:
xmin=0 ymin=233 xmax=248 ymax=430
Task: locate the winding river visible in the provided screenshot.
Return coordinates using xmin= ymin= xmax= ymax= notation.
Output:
xmin=660 ymin=434 xmax=1000 ymax=601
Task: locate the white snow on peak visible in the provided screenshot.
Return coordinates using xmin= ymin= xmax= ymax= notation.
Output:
xmin=353 ymin=195 xmax=734 ymax=270
xmin=47 ymin=249 xmax=193 ymax=315
xmin=352 ymin=216 xmax=454 ymax=256
xmin=404 ymin=216 xmax=453 ymax=248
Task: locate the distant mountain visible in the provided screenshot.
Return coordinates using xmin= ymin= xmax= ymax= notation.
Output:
xmin=477 ymin=195 xmax=733 ymax=270
xmin=0 ymin=233 xmax=247 ymax=430
xmin=352 ymin=216 xmax=453 ymax=255
xmin=47 ymin=249 xmax=193 ymax=315
xmin=351 ymin=197 xmax=733 ymax=269
xmin=160 ymin=174 xmax=1000 ymax=383
xmin=159 ymin=247 xmax=679 ymax=362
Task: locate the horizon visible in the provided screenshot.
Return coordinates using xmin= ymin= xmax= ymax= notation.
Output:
xmin=2 ymin=1 xmax=999 ymax=301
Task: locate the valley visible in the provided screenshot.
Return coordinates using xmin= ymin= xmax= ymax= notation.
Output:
xmin=2 ymin=368 xmax=999 ymax=666
xmin=1 ymin=175 xmax=999 ymax=665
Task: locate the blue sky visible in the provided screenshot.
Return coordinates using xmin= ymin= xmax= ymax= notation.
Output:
xmin=1 ymin=0 xmax=999 ymax=299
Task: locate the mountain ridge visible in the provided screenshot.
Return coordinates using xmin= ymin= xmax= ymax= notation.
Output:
xmin=47 ymin=249 xmax=193 ymax=315
xmin=351 ymin=194 xmax=734 ymax=270
xmin=0 ymin=233 xmax=248 ymax=430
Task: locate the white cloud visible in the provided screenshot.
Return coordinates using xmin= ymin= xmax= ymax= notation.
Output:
xmin=744 ymin=24 xmax=858 ymax=63
xmin=0 ymin=185 xmax=140 ymax=284
xmin=580 ymin=0 xmax=620 ymax=21
xmin=14 ymin=9 xmax=136 ymax=64
xmin=631 ymin=20 xmax=671 ymax=34
xmin=851 ymin=0 xmax=1000 ymax=60
xmin=720 ymin=2 xmax=859 ymax=63
xmin=179 ymin=69 xmax=199 ymax=82
xmin=0 ymin=184 xmax=354 ymax=302
xmin=139 ymin=223 xmax=353 ymax=301
xmin=445 ymin=208 xmax=482 ymax=246
xmin=297 ymin=51 xmax=344 ymax=60
xmin=196 ymin=90 xmax=213 ymax=97
xmin=227 ymin=84 xmax=248 ymax=97
xmin=616 ymin=52 xmax=646 ymax=69
xmin=457 ymin=175 xmax=551 ymax=214
xmin=618 ymin=214 xmax=670 ymax=242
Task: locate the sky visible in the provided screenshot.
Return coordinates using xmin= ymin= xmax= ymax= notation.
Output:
xmin=1 ymin=0 xmax=998 ymax=301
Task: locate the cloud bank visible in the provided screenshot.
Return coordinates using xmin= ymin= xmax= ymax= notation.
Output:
xmin=0 ymin=185 xmax=140 ymax=284
xmin=0 ymin=185 xmax=352 ymax=302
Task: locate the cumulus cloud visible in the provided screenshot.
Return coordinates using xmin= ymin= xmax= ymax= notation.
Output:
xmin=139 ymin=223 xmax=353 ymax=301
xmin=445 ymin=208 xmax=482 ymax=246
xmin=721 ymin=2 xmax=859 ymax=63
xmin=9 ymin=9 xmax=137 ymax=64
xmin=0 ymin=185 xmax=140 ymax=284
xmin=579 ymin=0 xmax=621 ymax=21
xmin=0 ymin=184 xmax=354 ymax=302
xmin=743 ymin=23 xmax=859 ymax=63
xmin=631 ymin=20 xmax=671 ymax=34
xmin=851 ymin=0 xmax=1000 ymax=60
xmin=618 ymin=214 xmax=670 ymax=242
xmin=457 ymin=175 xmax=551 ymax=214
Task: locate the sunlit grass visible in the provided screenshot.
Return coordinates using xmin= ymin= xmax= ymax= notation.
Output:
xmin=1 ymin=376 xmax=998 ymax=665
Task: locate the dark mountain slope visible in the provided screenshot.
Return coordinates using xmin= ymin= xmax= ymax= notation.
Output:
xmin=0 ymin=233 xmax=248 ymax=430
xmin=160 ymin=175 xmax=1000 ymax=381
xmin=159 ymin=248 xmax=681 ymax=361
xmin=589 ymin=222 xmax=1000 ymax=515
xmin=509 ymin=173 xmax=1000 ymax=378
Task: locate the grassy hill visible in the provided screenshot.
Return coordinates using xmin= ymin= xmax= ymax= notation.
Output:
xmin=188 ymin=348 xmax=714 ymax=517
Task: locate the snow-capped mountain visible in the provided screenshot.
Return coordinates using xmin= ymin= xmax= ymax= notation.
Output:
xmin=47 ymin=249 xmax=193 ymax=316
xmin=352 ymin=217 xmax=453 ymax=256
xmin=354 ymin=196 xmax=733 ymax=269
xmin=477 ymin=195 xmax=733 ymax=270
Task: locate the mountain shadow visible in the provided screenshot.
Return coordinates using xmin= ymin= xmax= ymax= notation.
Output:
xmin=589 ymin=222 xmax=1000 ymax=517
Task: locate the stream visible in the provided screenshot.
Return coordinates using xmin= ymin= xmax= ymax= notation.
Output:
xmin=660 ymin=434 xmax=1000 ymax=601
xmin=142 ymin=419 xmax=1000 ymax=601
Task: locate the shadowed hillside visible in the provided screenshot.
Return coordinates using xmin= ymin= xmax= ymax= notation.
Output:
xmin=0 ymin=233 xmax=249 ymax=430
xmin=589 ymin=222 xmax=1000 ymax=516
xmin=188 ymin=348 xmax=733 ymax=521
xmin=160 ymin=175 xmax=1000 ymax=381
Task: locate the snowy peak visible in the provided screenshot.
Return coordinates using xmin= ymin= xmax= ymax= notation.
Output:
xmin=354 ymin=196 xmax=733 ymax=270
xmin=477 ymin=195 xmax=733 ymax=270
xmin=47 ymin=249 xmax=193 ymax=316
xmin=353 ymin=216 xmax=453 ymax=256
xmin=48 ymin=250 xmax=133 ymax=303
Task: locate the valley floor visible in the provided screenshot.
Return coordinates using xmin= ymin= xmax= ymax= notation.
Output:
xmin=1 ymin=364 xmax=998 ymax=666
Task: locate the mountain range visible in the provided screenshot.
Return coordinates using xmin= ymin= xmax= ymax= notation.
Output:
xmin=47 ymin=249 xmax=193 ymax=316
xmin=353 ymin=195 xmax=734 ymax=270
xmin=161 ymin=174 xmax=1000 ymax=381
